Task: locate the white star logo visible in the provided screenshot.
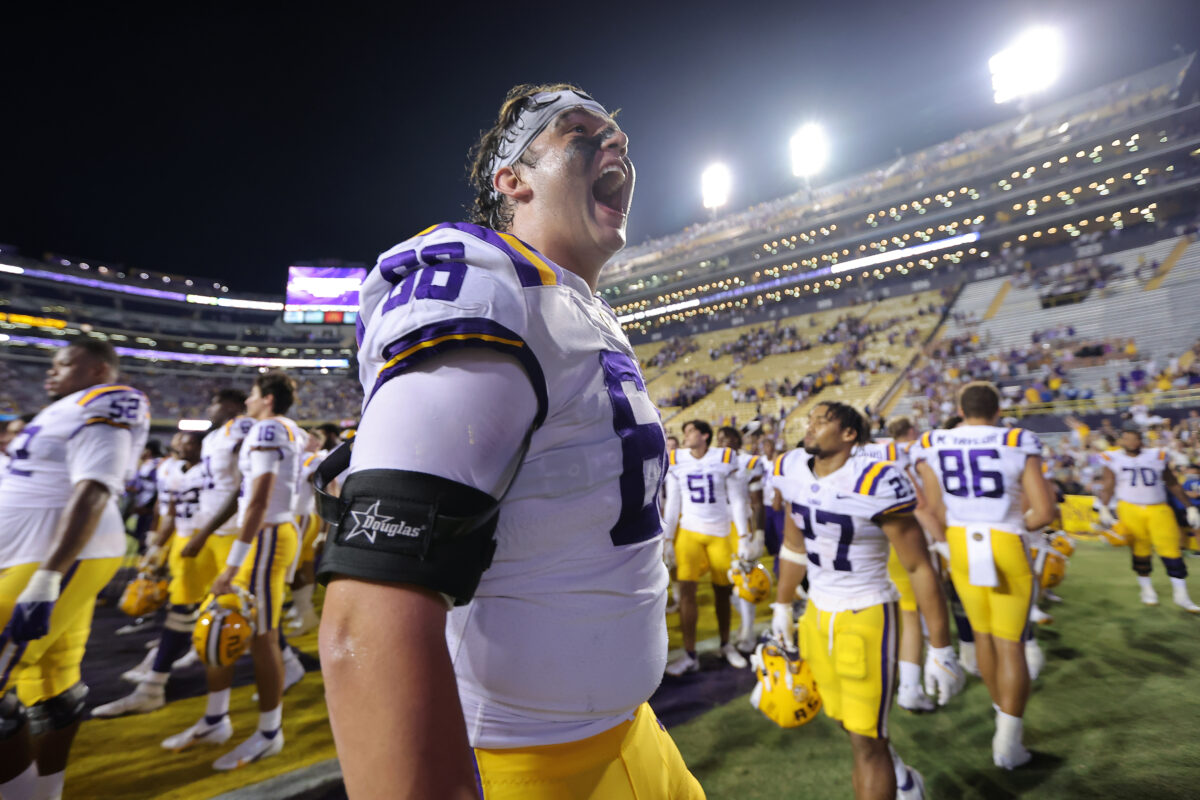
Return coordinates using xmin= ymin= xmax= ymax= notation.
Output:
xmin=344 ymin=500 xmax=393 ymax=545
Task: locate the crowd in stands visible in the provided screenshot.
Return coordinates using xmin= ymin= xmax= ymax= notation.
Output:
xmin=659 ymin=371 xmax=719 ymax=409
xmin=604 ymin=62 xmax=1192 ymax=300
xmin=0 ymin=359 xmax=362 ymax=423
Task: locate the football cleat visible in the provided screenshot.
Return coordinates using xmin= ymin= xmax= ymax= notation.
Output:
xmin=1099 ymin=524 xmax=1129 ymax=547
xmin=194 ymin=590 xmax=256 ymax=667
xmin=121 ymin=647 xmax=159 ymax=684
xmin=91 ymin=685 xmax=165 ymax=718
xmin=897 ymin=766 xmax=926 ymax=799
xmin=1030 ymin=606 xmax=1053 ymax=625
xmin=162 ymin=716 xmax=234 ymax=751
xmin=664 ymin=652 xmax=700 ymax=676
xmin=721 ymin=642 xmax=748 ymax=669
xmin=213 ymin=729 xmax=284 ymax=771
xmin=748 ymin=638 xmax=821 ymax=728
xmin=1172 ymin=587 xmax=1200 ymax=614
xmin=286 ymin=609 xmax=320 ymax=637
xmin=728 ymin=559 xmax=773 ymax=604
xmin=993 ymin=740 xmax=1033 ymax=770
xmin=119 ymin=573 xmax=169 ymax=618
xmin=1140 ymin=584 xmax=1160 ymax=606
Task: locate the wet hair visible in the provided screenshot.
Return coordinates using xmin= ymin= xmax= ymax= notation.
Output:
xmin=942 ymin=415 xmax=964 ymax=430
xmin=68 ymin=337 xmax=119 ymax=371
xmin=215 ymin=388 xmax=247 ymax=408
xmin=467 ymin=82 xmax=588 ymax=232
xmin=683 ymin=419 xmax=713 ymax=445
xmin=255 ymin=370 xmax=297 ymax=415
xmin=958 ymin=381 xmax=1001 ymax=420
xmin=885 ymin=417 xmax=914 ymax=440
xmin=717 ymin=425 xmax=742 ymax=449
xmin=814 ymin=402 xmax=870 ymax=445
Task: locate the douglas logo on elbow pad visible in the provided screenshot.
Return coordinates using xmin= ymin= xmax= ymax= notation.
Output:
xmin=343 ymin=500 xmax=427 ymax=544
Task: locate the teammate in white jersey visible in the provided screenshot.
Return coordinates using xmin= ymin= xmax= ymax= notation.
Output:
xmin=286 ymin=423 xmax=339 ymax=635
xmin=169 ymin=372 xmax=304 ymax=770
xmin=0 ymin=339 xmax=149 ymax=800
xmin=1097 ymin=426 xmax=1200 ymax=611
xmin=0 ymin=416 xmax=31 ymax=491
xmin=318 ymin=83 xmax=702 ymax=799
xmin=717 ymin=425 xmax=767 ymax=654
xmin=910 ymin=382 xmax=1056 ymax=770
xmin=93 ymin=431 xmax=207 ymax=717
xmin=662 ymin=420 xmax=752 ymax=674
xmin=771 ymin=402 xmax=962 ymax=800
xmin=858 ymin=419 xmax=947 ymax=713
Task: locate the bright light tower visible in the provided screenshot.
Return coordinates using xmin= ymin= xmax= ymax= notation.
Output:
xmin=701 ymin=162 xmax=732 ymax=215
xmin=989 ymin=26 xmax=1064 ymax=105
xmin=790 ymin=123 xmax=829 ymax=180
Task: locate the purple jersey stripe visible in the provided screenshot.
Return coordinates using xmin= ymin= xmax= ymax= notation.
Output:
xmin=441 ymin=222 xmax=560 ymax=287
xmin=877 ymin=602 xmax=894 ymax=738
xmin=262 ymin=526 xmax=276 ymax=632
xmin=370 ymin=317 xmax=548 ymax=429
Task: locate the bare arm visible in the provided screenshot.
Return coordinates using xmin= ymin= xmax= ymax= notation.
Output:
xmin=883 ymin=514 xmax=951 ymax=649
xmin=774 ymin=507 xmax=807 ymax=604
xmin=1021 ymin=456 xmax=1056 ymax=531
xmin=915 ymin=461 xmax=947 ymax=529
xmin=41 ymin=480 xmax=112 ymax=573
xmin=1098 ymin=466 xmax=1116 ymax=506
xmin=320 ymin=580 xmax=478 ymax=800
xmin=1164 ymin=467 xmax=1191 ymax=507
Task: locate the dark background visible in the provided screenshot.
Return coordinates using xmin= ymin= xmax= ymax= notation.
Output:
xmin=4 ymin=0 xmax=1197 ymax=292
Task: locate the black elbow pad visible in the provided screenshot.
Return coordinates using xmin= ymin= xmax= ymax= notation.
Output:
xmin=315 ymin=469 xmax=500 ymax=606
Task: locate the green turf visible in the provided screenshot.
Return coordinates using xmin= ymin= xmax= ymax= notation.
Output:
xmin=670 ymin=542 xmax=1200 ymax=799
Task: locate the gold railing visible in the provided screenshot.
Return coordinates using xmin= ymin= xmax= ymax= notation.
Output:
xmin=1009 ymin=386 xmax=1200 ymax=417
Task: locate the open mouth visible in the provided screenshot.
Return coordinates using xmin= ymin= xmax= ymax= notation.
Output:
xmin=592 ymin=164 xmax=628 ymax=216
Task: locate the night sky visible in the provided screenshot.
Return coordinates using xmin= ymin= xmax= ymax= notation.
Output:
xmin=5 ymin=1 xmax=1198 ymax=293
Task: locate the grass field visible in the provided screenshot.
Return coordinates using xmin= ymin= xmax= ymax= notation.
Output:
xmin=671 ymin=541 xmax=1200 ymax=799
xmin=63 ymin=540 xmax=1200 ymax=798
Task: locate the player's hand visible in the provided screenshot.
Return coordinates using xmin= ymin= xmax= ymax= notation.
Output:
xmin=1093 ymin=501 xmax=1116 ymax=528
xmin=180 ymin=536 xmax=205 ymax=559
xmin=750 ymin=529 xmax=766 ymax=560
xmin=663 ymin=538 xmax=676 ymax=570
xmin=737 ymin=535 xmax=755 ymax=562
xmin=769 ymin=602 xmax=793 ymax=642
xmin=210 ymin=566 xmax=237 ymax=598
xmin=138 ymin=544 xmax=165 ymax=571
xmin=924 ymin=645 xmax=966 ymax=706
xmin=9 ymin=570 xmax=62 ymax=643
xmin=930 ymin=540 xmax=951 ymax=562
xmin=1187 ymin=506 xmax=1200 ymax=529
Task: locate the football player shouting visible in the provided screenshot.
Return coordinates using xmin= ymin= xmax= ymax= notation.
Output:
xmin=318 ymin=84 xmax=703 ymax=799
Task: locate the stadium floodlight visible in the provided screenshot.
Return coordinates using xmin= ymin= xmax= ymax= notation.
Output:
xmin=178 ymin=419 xmax=213 ymax=432
xmin=789 ymin=123 xmax=829 ymax=179
xmin=989 ymin=26 xmax=1063 ymax=104
xmin=701 ymin=163 xmax=732 ymax=211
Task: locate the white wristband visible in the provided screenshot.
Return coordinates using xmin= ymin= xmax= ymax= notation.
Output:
xmin=779 ymin=544 xmax=807 ymax=565
xmin=226 ymin=540 xmax=252 ymax=569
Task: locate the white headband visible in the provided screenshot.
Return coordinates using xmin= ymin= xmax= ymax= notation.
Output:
xmin=487 ymin=90 xmax=610 ymax=200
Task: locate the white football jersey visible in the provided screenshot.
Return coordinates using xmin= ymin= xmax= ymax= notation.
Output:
xmin=775 ymin=450 xmax=917 ymax=611
xmin=172 ymin=461 xmax=206 ymax=535
xmin=664 ymin=447 xmax=742 ymax=536
xmin=237 ymin=416 xmax=305 ymax=527
xmin=1101 ymin=448 xmax=1169 ymax=506
xmin=155 ymin=457 xmax=186 ymax=518
xmin=0 ymin=384 xmax=150 ymax=567
xmin=356 ymin=222 xmax=668 ymax=749
xmin=736 ymin=451 xmax=766 ymax=494
xmin=199 ymin=416 xmax=255 ymax=535
xmin=294 ymin=448 xmax=327 ymax=518
xmin=132 ymin=457 xmax=161 ymax=508
xmin=910 ymin=425 xmax=1042 ymax=531
xmin=856 ymin=438 xmax=910 ymax=472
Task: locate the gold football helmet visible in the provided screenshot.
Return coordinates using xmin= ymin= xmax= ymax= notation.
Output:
xmin=119 ymin=571 xmax=169 ymax=617
xmin=193 ymin=590 xmax=256 ymax=667
xmin=749 ymin=638 xmax=821 ymax=728
xmin=1048 ymin=532 xmax=1076 ymax=558
xmin=729 ymin=559 xmax=773 ymax=604
xmin=1039 ymin=549 xmax=1068 ymax=589
xmin=1099 ymin=522 xmax=1129 ymax=547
